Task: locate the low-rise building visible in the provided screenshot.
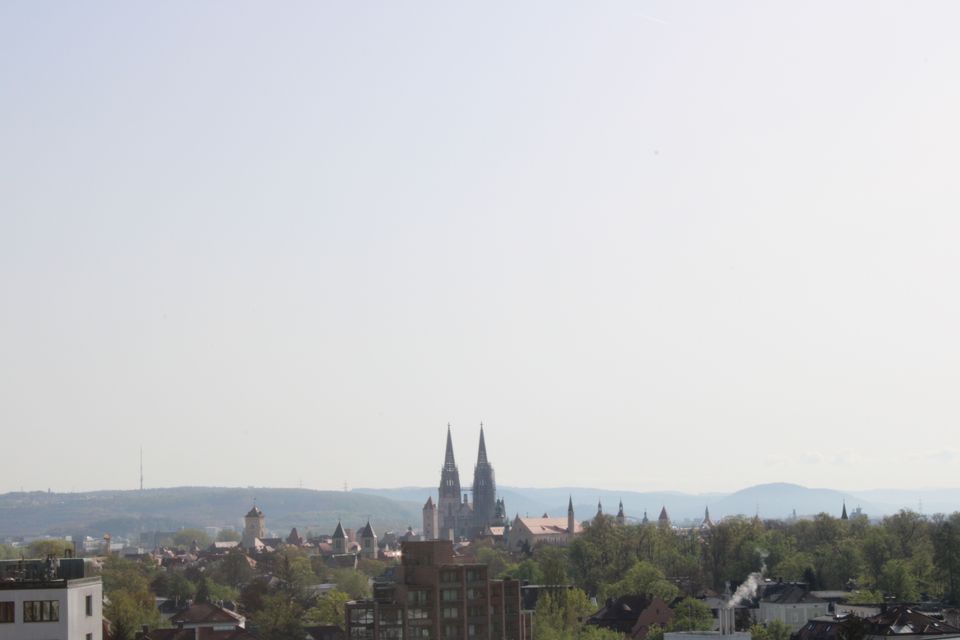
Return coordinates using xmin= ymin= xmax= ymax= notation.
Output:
xmin=0 ymin=558 xmax=102 ymax=640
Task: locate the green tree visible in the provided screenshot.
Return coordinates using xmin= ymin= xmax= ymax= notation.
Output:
xmin=862 ymin=527 xmax=895 ymax=589
xmin=668 ymin=598 xmax=713 ymax=632
xmin=933 ymin=513 xmax=960 ymax=604
xmin=537 ymin=547 xmax=571 ymax=585
xmin=766 ymin=620 xmax=792 ymax=640
xmin=172 ymin=529 xmax=211 ymax=550
xmin=195 ymin=576 xmax=211 ymax=603
xmin=100 ymin=557 xmax=160 ymax=640
xmin=475 ymin=546 xmax=510 ymax=578
xmin=255 ymin=593 xmax=305 ymax=640
xmin=503 ymin=558 xmax=544 ymax=583
xmin=647 ymin=624 xmax=666 ymax=640
xmin=846 ymin=590 xmax=884 ymax=604
xmin=27 ymin=539 xmax=72 ymax=558
xmin=750 ymin=623 xmax=770 ymax=640
xmin=217 ymin=529 xmax=242 ymax=542
xmin=533 ymin=589 xmax=595 ymax=640
xmin=209 ymin=550 xmax=255 ymax=587
xmin=304 ymin=590 xmax=351 ymax=629
xmin=599 ymin=560 xmax=679 ymax=602
xmin=880 ymin=559 xmax=919 ymax=601
xmin=0 ymin=544 xmax=21 ymax=559
xmin=569 ymin=516 xmax=631 ymax=595
xmin=331 ymin=569 xmax=371 ymax=599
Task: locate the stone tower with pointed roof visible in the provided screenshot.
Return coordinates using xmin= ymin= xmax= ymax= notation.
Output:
xmin=242 ymin=505 xmax=265 ymax=549
xmin=472 ymin=424 xmax=497 ymax=534
xmin=616 ymin=500 xmax=626 ymax=526
xmin=332 ymin=520 xmax=347 ymax=554
xmin=658 ymin=506 xmax=670 ymax=527
xmin=359 ymin=521 xmax=378 ymax=559
xmin=841 ymin=501 xmax=848 ymax=520
xmin=437 ymin=425 xmax=462 ymax=540
xmin=568 ymin=496 xmax=576 ymax=534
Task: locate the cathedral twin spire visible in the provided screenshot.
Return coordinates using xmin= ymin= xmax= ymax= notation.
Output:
xmin=435 ymin=423 xmax=498 ymax=539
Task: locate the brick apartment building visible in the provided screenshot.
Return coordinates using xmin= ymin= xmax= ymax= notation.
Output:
xmin=346 ymin=541 xmax=530 ymax=640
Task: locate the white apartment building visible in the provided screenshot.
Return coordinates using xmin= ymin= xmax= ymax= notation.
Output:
xmin=0 ymin=560 xmax=102 ymax=640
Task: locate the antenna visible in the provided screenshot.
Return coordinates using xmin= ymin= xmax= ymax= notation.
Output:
xmin=139 ymin=447 xmax=144 ymax=491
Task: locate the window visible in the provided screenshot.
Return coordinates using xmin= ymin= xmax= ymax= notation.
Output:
xmin=440 ymin=570 xmax=459 ymax=583
xmin=86 ymin=595 xmax=93 ymax=616
xmin=24 ymin=600 xmax=60 ymax=622
xmin=0 ymin=602 xmax=13 ymax=623
xmin=443 ymin=607 xmax=459 ymax=619
xmin=442 ymin=589 xmax=460 ymax=602
xmin=407 ymin=608 xmax=428 ymax=621
xmin=87 ymin=634 xmax=93 ymax=640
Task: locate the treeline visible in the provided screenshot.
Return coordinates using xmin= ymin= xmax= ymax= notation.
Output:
xmin=476 ymin=510 xmax=960 ymax=604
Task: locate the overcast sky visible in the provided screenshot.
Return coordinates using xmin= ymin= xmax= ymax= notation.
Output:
xmin=2 ymin=1 xmax=959 ymax=495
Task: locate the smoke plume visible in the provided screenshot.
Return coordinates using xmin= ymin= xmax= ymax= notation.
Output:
xmin=727 ymin=550 xmax=768 ymax=607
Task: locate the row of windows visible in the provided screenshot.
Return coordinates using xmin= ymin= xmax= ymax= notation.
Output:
xmin=24 ymin=600 xmax=60 ymax=622
xmin=2 ymin=598 xmax=89 ymax=624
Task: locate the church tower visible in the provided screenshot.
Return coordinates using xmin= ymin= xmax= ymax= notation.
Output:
xmin=423 ymin=496 xmax=438 ymax=540
xmin=472 ymin=424 xmax=497 ymax=535
xmin=359 ymin=521 xmax=378 ymax=559
xmin=332 ymin=520 xmax=347 ymax=554
xmin=242 ymin=505 xmax=265 ymax=549
xmin=437 ymin=425 xmax=462 ymax=540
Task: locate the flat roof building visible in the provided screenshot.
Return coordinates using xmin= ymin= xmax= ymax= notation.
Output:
xmin=346 ymin=540 xmax=530 ymax=640
xmin=0 ymin=558 xmax=102 ymax=640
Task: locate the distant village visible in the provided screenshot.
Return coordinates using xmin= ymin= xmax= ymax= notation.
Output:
xmin=3 ymin=426 xmax=960 ymax=640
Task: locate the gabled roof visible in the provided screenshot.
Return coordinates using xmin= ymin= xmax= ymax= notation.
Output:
xmin=332 ymin=521 xmax=345 ymax=539
xmin=658 ymin=506 xmax=669 ymax=521
xmin=761 ymin=584 xmax=826 ymax=605
xmin=172 ymin=602 xmax=245 ymax=626
xmin=424 ymin=496 xmax=434 ymax=508
xmin=864 ymin=606 xmax=960 ymax=636
xmin=516 ymin=516 xmax=581 ymax=535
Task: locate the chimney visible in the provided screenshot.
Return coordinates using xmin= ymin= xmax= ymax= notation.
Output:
xmin=720 ymin=606 xmax=735 ymax=635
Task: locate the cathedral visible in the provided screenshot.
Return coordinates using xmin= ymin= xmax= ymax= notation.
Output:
xmin=422 ymin=424 xmax=506 ymax=540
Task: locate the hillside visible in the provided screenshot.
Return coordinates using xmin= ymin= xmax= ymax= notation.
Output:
xmin=0 ymin=487 xmax=422 ymax=539
xmin=4 ymin=483 xmax=959 ymax=542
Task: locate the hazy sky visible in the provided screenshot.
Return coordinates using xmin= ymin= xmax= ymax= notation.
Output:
xmin=3 ymin=1 xmax=960 ymax=495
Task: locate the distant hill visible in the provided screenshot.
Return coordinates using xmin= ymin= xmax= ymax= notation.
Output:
xmin=707 ymin=482 xmax=878 ymax=520
xmin=355 ymin=483 xmax=960 ymax=523
xmin=0 ymin=487 xmax=422 ymax=540
xmin=4 ymin=483 xmax=959 ymax=542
